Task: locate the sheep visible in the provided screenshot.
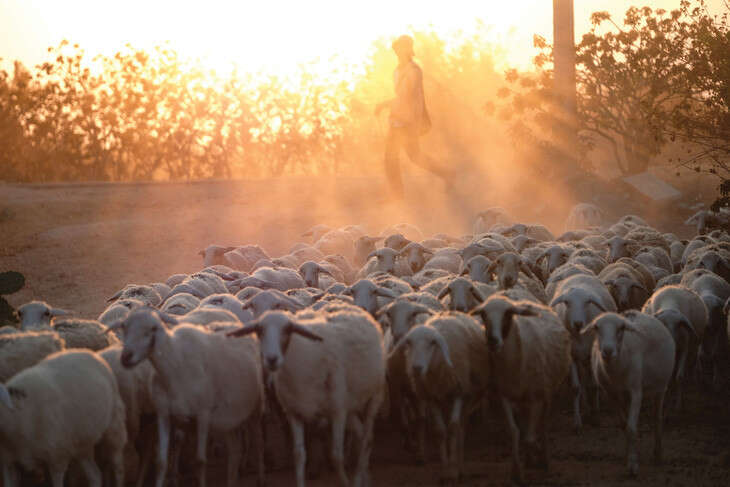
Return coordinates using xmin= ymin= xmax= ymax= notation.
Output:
xmin=301 ymin=224 xmax=332 ymax=243
xmin=642 ymin=286 xmax=708 ymax=409
xmin=323 ymin=254 xmax=356 ymax=284
xmin=389 ymin=312 xmax=489 ymax=484
xmin=503 ymin=223 xmax=555 ymax=242
xmin=198 ymin=245 xmax=237 ymax=267
xmin=422 ymin=248 xmax=462 ymax=275
xmin=682 ymin=271 xmax=730 ymax=387
xmin=314 ymin=229 xmax=356 ymax=262
xmin=286 ymin=288 xmax=324 ymax=307
xmin=381 ymin=223 xmax=424 ymax=243
xmin=685 ymin=209 xmax=730 ymax=235
xmin=165 ymin=274 xmax=188 ymax=288
xmin=544 ymin=263 xmax=594 ymax=300
xmin=160 ymin=293 xmax=201 ymax=316
xmin=236 ymin=286 xmax=263 ymax=302
xmin=536 ymin=245 xmax=573 ymax=280
xmin=460 ymin=255 xmax=492 ymax=284
xmin=470 ymin=296 xmax=571 ymax=483
xmin=241 ymin=289 xmax=305 ymax=318
xmin=110 ymin=307 xmax=265 ymax=487
xmin=183 ymin=272 xmax=229 ymax=295
xmin=98 ymin=298 xmax=144 ymax=326
xmin=166 ymin=282 xmax=208 ymax=300
xmin=488 ymin=252 xmax=547 ymax=303
xmin=231 ymin=266 xmax=307 ymax=292
xmin=298 ymin=261 xmax=337 ymax=290
xmin=222 ymin=245 xmax=270 ymax=273
xmin=108 ymin=285 xmax=163 ymax=307
xmin=399 ymin=242 xmax=434 ymax=274
xmin=685 ymin=248 xmax=730 ymax=282
xmin=353 ymin=236 xmax=383 ymax=267
xmin=228 ymin=309 xmax=385 ymax=487
xmin=99 ymin=345 xmax=156 ymax=487
xmin=565 ymin=203 xmax=603 ymax=231
xmin=566 ymin=248 xmax=607 ymax=276
xmin=0 ymin=349 xmax=127 ymax=487
xmin=16 ymin=300 xmax=70 ymax=331
xmin=550 ymin=274 xmax=617 ymax=430
xmin=376 ymin=297 xmax=440 ymax=343
xmin=180 ymin=308 xmax=240 ymax=327
xmin=473 ymin=207 xmax=512 ymax=235
xmin=384 ymin=233 xmax=411 ymax=251
xmin=198 ymin=294 xmax=253 ymax=323
xmin=409 ymin=268 xmax=452 ymax=289
xmin=437 ymin=277 xmax=491 ymax=313
xmin=582 ymin=311 xmax=675 ymax=476
xmin=289 ymin=246 xmax=326 ymax=266
xmin=356 ymin=247 xmax=412 ymax=279
xmin=599 ymin=261 xmax=653 ymax=311
xmin=51 ymin=317 xmax=118 ymax=351
xmin=344 ymin=279 xmax=398 ymax=315
xmin=0 ymin=331 xmax=65 ymax=382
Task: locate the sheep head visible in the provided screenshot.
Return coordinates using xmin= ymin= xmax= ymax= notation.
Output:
xmin=471 ymin=295 xmax=537 ymax=352
xmin=343 ymin=279 xmax=396 ymax=315
xmin=389 ymin=325 xmax=452 ymax=378
xmin=227 ymin=310 xmax=322 ymax=372
xmin=438 ymin=277 xmax=484 ymax=313
xmin=16 ymin=301 xmax=70 ymax=331
xmin=550 ymin=287 xmax=608 ymax=336
xmin=581 ymin=312 xmax=638 ymax=363
xmin=377 ymin=299 xmax=433 ymax=343
xmin=109 ymin=307 xmax=178 ymax=368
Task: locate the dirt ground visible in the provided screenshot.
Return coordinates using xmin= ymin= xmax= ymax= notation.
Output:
xmin=1 ymin=175 xmax=729 ymax=486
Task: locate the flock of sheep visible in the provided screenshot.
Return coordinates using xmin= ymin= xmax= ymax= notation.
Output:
xmin=2 ymin=202 xmax=730 ymax=487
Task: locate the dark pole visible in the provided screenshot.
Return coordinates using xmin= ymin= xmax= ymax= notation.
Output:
xmin=553 ymin=0 xmax=578 ymax=169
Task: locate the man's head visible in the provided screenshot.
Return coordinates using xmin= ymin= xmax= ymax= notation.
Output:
xmin=392 ymin=35 xmax=414 ymax=61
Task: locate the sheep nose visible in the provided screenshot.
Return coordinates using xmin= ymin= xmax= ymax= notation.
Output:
xmin=120 ymin=350 xmax=134 ymax=367
xmin=504 ymin=277 xmax=515 ymax=288
xmin=266 ymin=356 xmax=279 ymax=371
xmin=412 ymin=364 xmax=424 ymax=376
xmin=601 ymin=349 xmax=614 ymax=361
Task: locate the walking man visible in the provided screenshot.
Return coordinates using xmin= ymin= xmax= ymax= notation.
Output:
xmin=375 ymin=35 xmax=453 ymax=200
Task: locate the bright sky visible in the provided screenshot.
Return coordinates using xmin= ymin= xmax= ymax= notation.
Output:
xmin=0 ymin=0 xmax=726 ymax=75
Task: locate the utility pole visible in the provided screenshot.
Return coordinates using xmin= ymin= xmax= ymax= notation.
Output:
xmin=553 ymin=0 xmax=578 ymax=170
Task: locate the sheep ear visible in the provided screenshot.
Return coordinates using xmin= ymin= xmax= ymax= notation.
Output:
xmin=487 ymin=260 xmax=498 ymax=275
xmin=387 ymin=336 xmax=408 ymax=361
xmin=510 ymin=304 xmax=538 ymax=317
xmin=50 ymin=307 xmax=70 ymax=317
xmin=437 ymin=286 xmax=450 ymax=300
xmin=433 ymin=332 xmax=453 ymax=368
xmin=376 ymin=287 xmax=397 ymax=299
xmin=375 ymin=302 xmax=393 ymax=318
xmin=156 ymin=311 xmax=179 ymax=326
xmin=105 ymin=319 xmax=125 ymax=334
xmin=580 ymin=321 xmax=598 ymax=335
xmin=342 ymin=287 xmax=353 ymax=297
xmin=587 ymin=297 xmax=607 ymax=313
xmin=411 ymin=304 xmax=433 ymax=317
xmin=550 ymin=294 xmax=568 ymax=308
xmin=317 ymin=266 xmax=333 ymax=277
xmin=724 ymin=297 xmax=730 ymax=316
xmin=288 ymin=323 xmax=323 ymax=342
xmin=366 ymin=251 xmax=378 ymax=261
xmin=0 ymin=385 xmax=13 ymax=410
xmin=107 ymin=290 xmax=123 ymax=302
xmin=470 ymin=286 xmax=485 ymax=303
xmin=520 ymin=261 xmax=536 ymax=278
xmin=227 ymin=322 xmax=261 ymax=338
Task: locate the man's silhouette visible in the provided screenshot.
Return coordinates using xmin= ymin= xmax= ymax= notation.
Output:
xmin=376 ymin=35 xmax=453 ymax=200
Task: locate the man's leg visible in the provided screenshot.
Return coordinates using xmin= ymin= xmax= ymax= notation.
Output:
xmin=403 ymin=131 xmax=454 ymax=184
xmin=384 ymin=127 xmax=405 ymax=198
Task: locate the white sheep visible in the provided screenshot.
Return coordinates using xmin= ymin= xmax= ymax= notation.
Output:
xmin=0 ymin=349 xmax=127 ymax=487
xmin=565 ymin=203 xmax=603 ymax=231
xmin=110 ymin=307 xmax=265 ymax=487
xmin=344 ymin=278 xmax=399 ymax=315
xmin=241 ymin=289 xmax=305 ymax=317
xmin=298 ymin=261 xmax=337 ymax=290
xmin=599 ymin=260 xmax=653 ymax=311
xmin=353 ymin=236 xmax=383 ymax=268
xmin=301 ymin=224 xmax=332 ymax=243
xmin=471 ymin=296 xmax=571 ymax=484
xmin=437 ymin=277 xmax=493 ymax=313
xmin=231 ymin=266 xmax=307 ymax=292
xmin=641 ymin=285 xmax=708 ymax=409
xmin=108 ymin=285 xmax=163 ymax=307
xmin=16 ymin=300 xmax=70 ymax=330
xmin=228 ymin=309 xmax=385 ymax=487
xmin=550 ymin=274 xmax=617 ymax=430
xmin=582 ymin=311 xmax=675 ymax=476
xmin=16 ymin=301 xmax=116 ymax=350
xmin=198 ymin=293 xmax=253 ymax=323
xmin=160 ymin=293 xmax=201 ymax=316
xmin=0 ymin=330 xmax=65 ymax=382
xmin=182 ymin=308 xmax=240 ymax=326
xmin=380 ymin=223 xmax=424 ymax=243
xmin=389 ymin=312 xmax=489 ymax=484
xmin=98 ymin=298 xmax=144 ymax=326
xmin=488 ymin=252 xmax=547 ymax=303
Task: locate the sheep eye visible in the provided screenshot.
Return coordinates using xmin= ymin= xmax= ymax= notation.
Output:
xmin=43 ymin=311 xmax=50 ymax=317
xmin=430 ymin=339 xmax=437 ymax=346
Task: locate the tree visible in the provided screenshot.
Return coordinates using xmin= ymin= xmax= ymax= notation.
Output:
xmin=494 ymin=1 xmax=717 ymax=176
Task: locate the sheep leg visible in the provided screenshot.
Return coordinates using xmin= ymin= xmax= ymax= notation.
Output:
xmin=49 ymin=463 xmax=68 ymax=487
xmin=538 ymin=401 xmax=551 ymax=471
xmin=251 ymin=416 xmax=266 ymax=487
xmin=570 ymin=362 xmax=583 ymax=432
xmin=447 ymin=397 xmax=464 ymax=483
xmin=330 ymin=410 xmax=350 ymax=487
xmin=354 ymin=392 xmax=384 ymax=487
xmin=524 ymin=401 xmax=542 ymax=469
xmin=654 ymin=392 xmax=665 ymax=465
xmin=289 ymin=417 xmax=307 ymax=487
xmin=501 ymin=397 xmax=524 ymax=484
xmin=225 ymin=429 xmax=242 ymax=487
xmin=416 ymin=400 xmax=427 ymax=465
xmin=78 ymin=455 xmax=102 ymax=487
xmin=2 ymin=464 xmax=18 ymax=487
xmin=195 ymin=413 xmax=210 ymax=487
xmin=675 ymin=348 xmax=688 ymax=411
xmin=155 ymin=414 xmax=171 ymax=487
xmin=429 ymin=403 xmax=450 ymax=485
xmin=625 ymin=389 xmax=642 ymax=477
